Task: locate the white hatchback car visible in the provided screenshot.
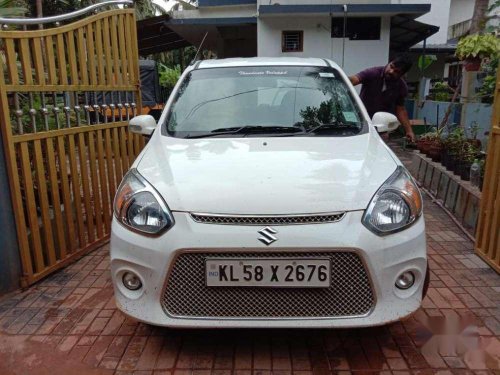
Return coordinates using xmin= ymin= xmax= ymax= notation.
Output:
xmin=111 ymin=57 xmax=427 ymax=328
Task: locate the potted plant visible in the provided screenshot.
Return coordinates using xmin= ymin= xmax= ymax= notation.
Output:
xmin=442 ymin=127 xmax=465 ymax=171
xmin=465 ymin=121 xmax=482 ymax=149
xmin=458 ymin=142 xmax=480 ymax=181
xmin=431 ymin=81 xmax=452 ymax=102
xmin=477 ymin=56 xmax=499 ymax=104
xmin=456 ymin=33 xmax=500 ymax=71
xmin=417 ymin=132 xmax=438 ymax=156
xmin=429 ymin=138 xmax=443 ymax=162
xmin=416 ymin=134 xmax=428 ymax=154
xmin=422 ymin=128 xmax=444 ymax=162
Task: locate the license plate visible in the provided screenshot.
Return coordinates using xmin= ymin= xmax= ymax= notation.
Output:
xmin=205 ymin=258 xmax=330 ymax=288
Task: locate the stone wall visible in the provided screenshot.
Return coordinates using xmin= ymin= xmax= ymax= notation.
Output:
xmin=409 ymin=151 xmax=481 ymax=238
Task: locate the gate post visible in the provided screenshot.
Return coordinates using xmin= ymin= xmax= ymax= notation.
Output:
xmin=0 ymin=131 xmax=22 ymax=294
xmin=474 ymin=66 xmax=500 ymax=273
xmin=0 ymin=1 xmax=141 ymax=286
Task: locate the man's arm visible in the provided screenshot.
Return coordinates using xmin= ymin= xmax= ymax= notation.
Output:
xmin=349 ymin=67 xmax=378 ymax=86
xmin=395 ymin=105 xmax=415 ymax=143
xmin=349 ymin=75 xmax=361 ymax=86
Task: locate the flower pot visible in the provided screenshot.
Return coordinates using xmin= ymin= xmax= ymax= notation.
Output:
xmin=466 ymin=139 xmax=481 ymax=149
xmin=460 ymin=161 xmax=472 ymax=181
xmin=464 ymin=57 xmax=482 ymax=72
xmin=453 ymin=157 xmax=462 ymax=175
xmin=420 ymin=141 xmax=432 ymax=156
xmin=443 ymin=154 xmax=453 ymax=170
xmin=441 ymin=149 xmax=449 ymax=167
xmin=417 ymin=139 xmax=429 ymax=154
xmin=429 ymin=143 xmax=442 ymax=162
xmin=447 ymin=153 xmax=457 ymax=171
xmin=416 ymin=140 xmax=424 ymax=153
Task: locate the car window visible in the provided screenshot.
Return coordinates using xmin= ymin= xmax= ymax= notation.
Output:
xmin=165 ymin=66 xmax=366 ymax=138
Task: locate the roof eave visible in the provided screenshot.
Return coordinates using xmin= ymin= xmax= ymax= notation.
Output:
xmin=258 ymin=4 xmax=431 ymax=17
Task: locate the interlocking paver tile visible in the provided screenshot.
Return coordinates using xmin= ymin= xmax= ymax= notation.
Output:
xmin=102 ymin=311 xmax=126 ymax=336
xmin=0 ymin=143 xmax=499 ymax=375
xmin=136 ymin=336 xmax=164 ymax=370
xmin=84 ymin=336 xmax=115 ymax=367
xmin=58 ymin=335 xmax=80 ymax=353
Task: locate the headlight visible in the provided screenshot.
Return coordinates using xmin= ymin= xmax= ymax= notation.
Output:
xmin=362 ymin=166 xmax=422 ymax=235
xmin=113 ymin=169 xmax=174 ymax=235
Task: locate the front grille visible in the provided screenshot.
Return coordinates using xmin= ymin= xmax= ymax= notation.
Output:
xmin=162 ymin=251 xmax=374 ymax=319
xmin=190 ymin=212 xmax=346 ymax=225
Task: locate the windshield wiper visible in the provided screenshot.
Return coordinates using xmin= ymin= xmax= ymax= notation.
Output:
xmin=302 ymin=122 xmax=361 ymax=135
xmin=184 ymin=125 xmax=305 ymax=139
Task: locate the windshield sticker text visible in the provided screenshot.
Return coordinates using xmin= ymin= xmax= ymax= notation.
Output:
xmin=238 ymin=70 xmax=288 ymax=76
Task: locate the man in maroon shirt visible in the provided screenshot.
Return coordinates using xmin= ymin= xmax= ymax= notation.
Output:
xmin=349 ymin=55 xmax=415 ymax=142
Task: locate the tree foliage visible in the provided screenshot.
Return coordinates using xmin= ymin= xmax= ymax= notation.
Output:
xmin=134 ymin=0 xmax=168 ymax=20
xmin=456 ymin=33 xmax=500 ymax=60
xmin=20 ymin=0 xmax=167 ymax=19
xmin=470 ymin=0 xmax=490 ymax=34
xmin=0 ymin=0 xmax=27 ymax=17
xmin=158 ymin=63 xmax=181 ymax=90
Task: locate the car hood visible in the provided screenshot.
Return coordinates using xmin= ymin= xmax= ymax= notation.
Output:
xmin=136 ymin=132 xmax=398 ymax=214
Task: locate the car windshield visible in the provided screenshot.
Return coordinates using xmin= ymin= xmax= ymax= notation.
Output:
xmin=165 ymin=66 xmax=366 ymax=138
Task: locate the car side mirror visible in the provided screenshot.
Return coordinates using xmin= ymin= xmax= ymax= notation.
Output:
xmin=372 ymin=112 xmax=400 ymax=133
xmin=129 ymin=115 xmax=157 ymax=136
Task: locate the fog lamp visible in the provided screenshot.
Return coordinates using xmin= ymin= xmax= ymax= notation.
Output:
xmin=395 ymin=271 xmax=415 ymax=290
xmin=122 ymin=272 xmax=142 ymax=291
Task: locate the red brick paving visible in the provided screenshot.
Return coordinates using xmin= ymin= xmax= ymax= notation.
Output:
xmin=0 ymin=146 xmax=499 ymax=375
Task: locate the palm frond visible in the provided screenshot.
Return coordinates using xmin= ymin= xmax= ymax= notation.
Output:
xmin=0 ymin=7 xmax=26 ymax=16
xmin=134 ymin=0 xmax=167 ymax=20
xmin=0 ymin=0 xmax=26 ymax=17
xmin=151 ymin=2 xmax=167 ymax=14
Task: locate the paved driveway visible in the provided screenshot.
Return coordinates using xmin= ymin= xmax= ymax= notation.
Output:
xmin=0 ymin=147 xmax=499 ymax=375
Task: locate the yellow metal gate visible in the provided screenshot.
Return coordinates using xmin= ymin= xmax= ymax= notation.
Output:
xmin=0 ymin=5 xmax=144 ymax=286
xmin=475 ymin=67 xmax=500 ymax=273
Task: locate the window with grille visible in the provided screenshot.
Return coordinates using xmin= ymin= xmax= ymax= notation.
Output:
xmin=447 ymin=63 xmax=462 ymax=88
xmin=331 ymin=17 xmax=381 ymax=40
xmin=282 ymin=31 xmax=303 ymax=52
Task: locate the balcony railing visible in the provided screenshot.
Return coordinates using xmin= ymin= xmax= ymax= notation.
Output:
xmin=448 ymin=19 xmax=471 ymax=40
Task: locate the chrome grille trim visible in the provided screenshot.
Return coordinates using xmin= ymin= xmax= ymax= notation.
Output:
xmin=161 ymin=250 xmax=375 ymax=319
xmin=190 ymin=212 xmax=346 ymax=225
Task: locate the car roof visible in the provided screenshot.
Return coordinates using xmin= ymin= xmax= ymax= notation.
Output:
xmin=197 ymin=57 xmax=341 ymax=69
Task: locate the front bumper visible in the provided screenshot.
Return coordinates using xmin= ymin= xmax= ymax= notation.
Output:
xmin=110 ymin=211 xmax=426 ymax=328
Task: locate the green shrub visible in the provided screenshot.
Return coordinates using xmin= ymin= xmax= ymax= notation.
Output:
xmin=477 ymin=56 xmax=499 ymax=104
xmin=158 ymin=64 xmax=181 ymax=90
xmin=456 ymin=33 xmax=500 ymax=60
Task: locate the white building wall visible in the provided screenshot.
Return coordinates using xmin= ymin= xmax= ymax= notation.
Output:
xmin=449 ymin=0 xmax=475 ymax=26
xmin=257 ymin=0 xmax=390 ymax=4
xmin=172 ymin=5 xmax=256 ymax=19
xmin=395 ymin=0 xmax=451 ymax=44
xmin=257 ymin=16 xmax=391 ymax=76
xmin=487 ymin=0 xmax=500 ymax=30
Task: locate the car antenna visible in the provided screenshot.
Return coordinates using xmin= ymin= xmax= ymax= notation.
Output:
xmin=190 ymin=32 xmax=209 ymax=65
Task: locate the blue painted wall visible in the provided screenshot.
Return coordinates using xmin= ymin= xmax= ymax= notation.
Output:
xmin=462 ymin=103 xmax=494 ymax=147
xmin=415 ymin=100 xmax=462 ymax=128
xmin=405 ymin=99 xmax=493 ymax=146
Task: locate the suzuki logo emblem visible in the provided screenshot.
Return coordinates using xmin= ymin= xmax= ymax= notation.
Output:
xmin=258 ymin=226 xmax=278 ymax=246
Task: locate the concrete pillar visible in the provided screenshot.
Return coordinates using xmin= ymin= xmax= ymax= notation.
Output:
xmin=0 ymin=132 xmax=22 ymax=295
xmin=460 ymin=70 xmax=481 ymax=131
xmin=460 ymin=71 xmax=480 ymax=104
